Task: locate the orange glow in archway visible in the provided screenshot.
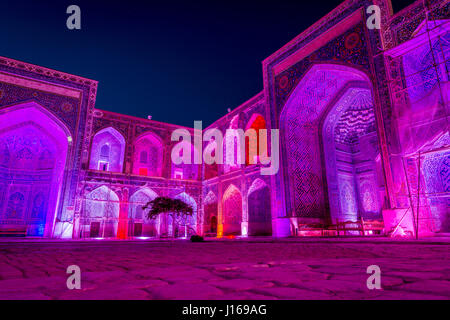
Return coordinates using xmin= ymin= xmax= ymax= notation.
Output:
xmin=245 ymin=114 xmax=266 ymax=165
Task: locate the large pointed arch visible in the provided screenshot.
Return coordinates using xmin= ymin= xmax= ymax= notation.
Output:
xmin=247 ymin=178 xmax=272 ymax=235
xmin=174 ymin=192 xmax=198 ymax=236
xmin=129 ymin=187 xmax=158 ymax=219
xmin=203 ymin=191 xmax=218 ymax=235
xmin=83 ymin=185 xmax=120 ymax=238
xmin=0 ymin=101 xmax=70 ymax=237
xmin=321 ymin=86 xmax=382 ymax=222
xmin=222 ymin=184 xmax=242 ymax=235
xmin=204 ymin=191 xmax=218 ymax=205
xmin=280 ymin=63 xmax=375 ymax=221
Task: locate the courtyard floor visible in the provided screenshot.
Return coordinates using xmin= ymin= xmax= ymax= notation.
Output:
xmin=0 ymin=237 xmax=449 ymax=300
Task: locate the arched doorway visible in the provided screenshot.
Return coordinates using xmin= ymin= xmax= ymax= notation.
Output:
xmin=322 ymin=87 xmax=384 ymax=222
xmin=83 ymin=186 xmax=120 ymax=238
xmin=173 ymin=192 xmax=197 ymax=237
xmin=222 ymin=184 xmax=242 ymax=235
xmin=129 ymin=188 xmax=159 ymax=237
xmin=159 ymin=192 xmax=197 ymax=238
xmin=280 ymin=64 xmax=385 ymax=223
xmin=247 ymin=178 xmax=272 ymax=235
xmin=203 ymin=191 xmax=218 ymax=235
xmin=210 ymin=216 xmax=218 ymax=234
xmin=0 ymin=102 xmax=69 ymax=237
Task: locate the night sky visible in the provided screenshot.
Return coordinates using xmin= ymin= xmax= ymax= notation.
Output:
xmin=1 ymin=0 xmax=414 ymax=127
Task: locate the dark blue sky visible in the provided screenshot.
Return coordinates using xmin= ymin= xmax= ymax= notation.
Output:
xmin=1 ymin=0 xmax=413 ymax=127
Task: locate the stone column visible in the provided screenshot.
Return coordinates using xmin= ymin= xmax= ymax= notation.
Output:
xmin=197 ymin=199 xmax=204 ymax=236
xmin=117 ymin=188 xmax=129 ymax=239
xmin=241 ymin=176 xmax=249 ymax=237
xmin=217 ymin=181 xmax=224 ymax=237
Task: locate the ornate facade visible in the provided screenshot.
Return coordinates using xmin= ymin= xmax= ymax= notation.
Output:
xmin=0 ymin=0 xmax=448 ymax=238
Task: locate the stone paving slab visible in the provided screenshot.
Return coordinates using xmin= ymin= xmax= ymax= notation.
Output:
xmin=0 ymin=239 xmax=449 ymax=300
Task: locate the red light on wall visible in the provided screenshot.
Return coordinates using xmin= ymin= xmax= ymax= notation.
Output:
xmin=138 ymin=167 xmax=148 ymax=176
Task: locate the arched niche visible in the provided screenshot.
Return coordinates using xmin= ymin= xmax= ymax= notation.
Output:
xmin=247 ymin=178 xmax=272 ymax=235
xmin=175 ymin=192 xmax=197 ymax=229
xmin=133 ymin=131 xmax=163 ymax=177
xmin=224 ymin=114 xmax=242 ymax=173
xmin=322 ymin=87 xmax=383 ymax=222
xmin=89 ymin=127 xmax=125 ymax=173
xmin=83 ymin=185 xmax=120 ymax=238
xmin=222 ymin=184 xmax=242 ymax=235
xmin=280 ymin=63 xmax=376 ymax=221
xmin=203 ymin=191 xmax=218 ymax=234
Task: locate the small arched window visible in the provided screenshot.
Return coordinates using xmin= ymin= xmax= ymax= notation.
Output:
xmin=100 ymin=144 xmax=110 ymax=158
xmin=98 ymin=144 xmax=111 ymax=171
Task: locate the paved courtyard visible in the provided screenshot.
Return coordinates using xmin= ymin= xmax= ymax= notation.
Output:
xmin=0 ymin=238 xmax=449 ymax=300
